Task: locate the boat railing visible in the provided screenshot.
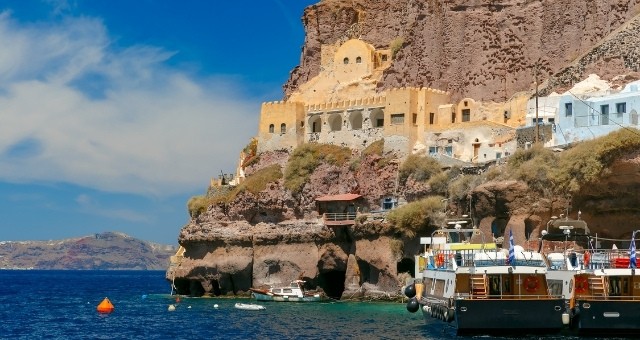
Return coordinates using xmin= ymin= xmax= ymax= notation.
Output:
xmin=419 ymin=249 xmax=546 ymax=271
xmin=544 ymin=249 xmax=635 ymax=270
xmin=455 ymin=293 xmax=563 ymax=300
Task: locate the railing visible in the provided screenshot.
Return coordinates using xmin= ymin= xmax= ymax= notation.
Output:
xmin=455 ymin=293 xmax=563 ymax=300
xmin=418 ymin=249 xmax=546 ymax=271
xmin=323 ymin=213 xmax=357 ymax=222
xmin=323 ymin=213 xmax=357 ymax=227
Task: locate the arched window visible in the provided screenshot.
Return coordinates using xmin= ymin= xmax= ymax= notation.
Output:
xmin=280 ymin=123 xmax=286 ymax=134
xmin=356 ymin=56 xmax=362 ymax=64
xmin=268 ymin=124 xmax=274 ymax=133
xmin=343 ymin=57 xmax=349 ymax=64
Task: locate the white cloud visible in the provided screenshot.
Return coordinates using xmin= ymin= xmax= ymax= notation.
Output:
xmin=0 ymin=12 xmax=258 ymax=196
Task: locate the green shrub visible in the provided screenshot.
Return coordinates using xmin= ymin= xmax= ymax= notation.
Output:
xmin=387 ymin=196 xmax=445 ymax=238
xmin=187 ymin=195 xmax=211 ymax=218
xmin=362 ymin=139 xmax=384 ymax=157
xmin=390 ymin=37 xmax=404 ymax=58
xmin=236 ymin=164 xmax=282 ymax=195
xmin=399 ymin=154 xmax=442 ymax=184
xmin=506 ymin=144 xmax=557 ymax=193
xmin=427 ymin=171 xmax=449 ymax=195
xmin=284 ymin=143 xmax=352 ymax=193
xmin=551 ymin=129 xmax=640 ymax=193
xmin=448 ymin=174 xmax=480 ymax=202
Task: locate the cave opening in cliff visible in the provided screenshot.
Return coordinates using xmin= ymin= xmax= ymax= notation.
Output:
xmin=397 ymin=258 xmax=415 ymax=277
xmin=188 ymin=280 xmax=205 ymax=297
xmin=318 ymin=270 xmax=345 ymax=299
xmin=173 ymin=278 xmax=191 ymax=295
xmin=210 ymin=279 xmax=221 ymax=296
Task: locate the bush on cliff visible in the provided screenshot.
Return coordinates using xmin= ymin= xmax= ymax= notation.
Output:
xmin=387 ymin=196 xmax=445 ymax=238
xmin=213 ymin=164 xmax=283 ymax=204
xmin=506 ymin=144 xmax=557 ymax=193
xmin=551 ymin=129 xmax=640 ymax=193
xmin=399 ymin=154 xmax=443 ymax=184
xmin=187 ymin=195 xmax=211 ymax=218
xmin=284 ymin=143 xmax=352 ymax=193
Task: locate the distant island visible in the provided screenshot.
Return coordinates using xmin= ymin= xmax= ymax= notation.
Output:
xmin=0 ymin=232 xmax=176 ymax=270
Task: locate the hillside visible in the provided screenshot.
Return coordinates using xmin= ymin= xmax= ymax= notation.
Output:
xmin=0 ymin=232 xmax=176 ymax=270
xmin=285 ymin=0 xmax=640 ymax=102
xmin=169 ymin=0 xmax=640 ymax=299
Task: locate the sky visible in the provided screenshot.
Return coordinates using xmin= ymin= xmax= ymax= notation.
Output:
xmin=0 ymin=0 xmax=318 ymax=245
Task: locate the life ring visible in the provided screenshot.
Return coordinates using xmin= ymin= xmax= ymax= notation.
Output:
xmin=583 ymin=252 xmax=591 ymax=267
xmin=575 ymin=276 xmax=589 ymax=294
xmin=523 ymin=275 xmax=539 ymax=293
xmin=436 ymin=253 xmax=445 ymax=268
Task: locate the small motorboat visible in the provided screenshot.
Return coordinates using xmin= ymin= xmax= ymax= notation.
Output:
xmin=234 ymin=302 xmax=266 ymax=311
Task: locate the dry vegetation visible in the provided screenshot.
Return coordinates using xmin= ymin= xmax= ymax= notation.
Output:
xmin=284 ymin=143 xmax=352 ymax=193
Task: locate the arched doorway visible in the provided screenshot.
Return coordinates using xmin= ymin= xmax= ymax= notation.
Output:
xmin=370 ymin=108 xmax=384 ymax=128
xmin=309 ymin=116 xmax=322 ymax=133
xmin=328 ymin=113 xmax=342 ymax=131
xmin=349 ymin=110 xmax=363 ymax=130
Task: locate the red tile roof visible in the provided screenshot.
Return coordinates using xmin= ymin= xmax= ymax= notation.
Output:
xmin=315 ymin=193 xmax=362 ymax=202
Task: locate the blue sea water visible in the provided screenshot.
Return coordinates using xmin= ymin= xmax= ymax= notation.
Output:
xmin=0 ymin=270 xmax=598 ymax=339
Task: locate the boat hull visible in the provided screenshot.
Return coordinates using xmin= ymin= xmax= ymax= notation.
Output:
xmin=453 ymin=298 xmax=567 ymax=334
xmin=574 ymin=299 xmax=640 ymax=334
xmin=252 ymin=292 xmax=322 ymax=302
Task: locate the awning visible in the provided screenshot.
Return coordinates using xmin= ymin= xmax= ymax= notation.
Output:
xmin=315 ymin=193 xmax=362 ymax=202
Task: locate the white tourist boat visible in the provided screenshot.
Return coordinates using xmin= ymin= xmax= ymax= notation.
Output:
xmin=234 ymin=302 xmax=266 ymax=311
xmin=249 ymin=280 xmax=322 ymax=302
xmin=541 ymin=213 xmax=640 ymax=335
xmin=405 ymin=215 xmax=569 ymax=335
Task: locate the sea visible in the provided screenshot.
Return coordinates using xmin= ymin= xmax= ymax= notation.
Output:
xmin=0 ymin=270 xmax=611 ymax=340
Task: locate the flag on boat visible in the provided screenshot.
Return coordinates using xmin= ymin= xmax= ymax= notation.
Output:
xmin=630 ymin=231 xmax=637 ymax=269
xmin=508 ymin=229 xmax=515 ymax=265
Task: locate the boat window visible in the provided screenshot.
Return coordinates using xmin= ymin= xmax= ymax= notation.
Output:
xmin=273 ymin=289 xmax=281 ymax=293
xmin=283 ymin=289 xmax=292 ymax=293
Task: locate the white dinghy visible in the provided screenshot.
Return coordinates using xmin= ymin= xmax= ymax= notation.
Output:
xmin=234 ymin=303 xmax=266 ymax=311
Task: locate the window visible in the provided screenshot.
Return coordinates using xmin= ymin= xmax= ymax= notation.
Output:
xmin=565 ymin=103 xmax=573 ymax=117
xmin=451 ymin=112 xmax=456 ymax=123
xmin=464 ymin=101 xmax=468 ymax=107
xmin=280 ymin=123 xmax=286 ymax=134
xmin=548 ymin=118 xmax=555 ymax=124
xmin=356 ymin=56 xmax=362 ymax=64
xmin=444 ymin=146 xmax=453 ymax=156
xmin=381 ymin=54 xmax=388 ymax=61
xmin=429 ymin=112 xmax=435 ymax=125
xmin=601 ymin=104 xmax=609 ymax=125
xmin=391 ymin=113 xmax=405 ymax=124
xmin=428 ymin=146 xmax=437 ymax=155
xmin=616 ymin=102 xmax=626 ymax=114
xmin=462 ymin=109 xmax=470 ymax=122
xmin=412 ymin=113 xmax=417 ymax=125
xmin=532 ymin=118 xmax=543 ymax=125
xmin=269 ymin=124 xmax=274 ymax=133
xmin=343 ymin=57 xmax=349 ymax=64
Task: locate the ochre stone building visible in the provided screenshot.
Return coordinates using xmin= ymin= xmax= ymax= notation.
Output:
xmin=257 ymin=38 xmax=529 ymax=163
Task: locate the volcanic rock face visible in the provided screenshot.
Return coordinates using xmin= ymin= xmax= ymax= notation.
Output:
xmin=171 ymin=152 xmax=406 ymax=299
xmin=170 ymin=1 xmax=640 ymax=299
xmin=285 ymin=0 xmax=640 ymax=102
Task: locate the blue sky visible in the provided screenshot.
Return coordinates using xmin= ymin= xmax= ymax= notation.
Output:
xmin=0 ymin=0 xmax=317 ymax=245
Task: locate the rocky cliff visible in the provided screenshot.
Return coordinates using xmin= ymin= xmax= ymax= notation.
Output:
xmin=285 ymin=0 xmax=640 ymax=102
xmin=169 ymin=0 xmax=640 ymax=299
xmin=0 ymin=232 xmax=176 ymax=270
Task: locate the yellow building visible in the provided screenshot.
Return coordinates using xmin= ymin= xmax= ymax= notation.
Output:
xmin=256 ymin=38 xmax=527 ymax=163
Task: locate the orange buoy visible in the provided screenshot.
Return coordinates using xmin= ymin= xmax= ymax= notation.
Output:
xmin=97 ymin=297 xmax=115 ymax=314
xmin=175 ymin=296 xmax=181 ymax=303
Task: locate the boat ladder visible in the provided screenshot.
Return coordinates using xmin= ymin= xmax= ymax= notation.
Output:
xmin=588 ymin=276 xmax=607 ymax=297
xmin=470 ymin=274 xmax=488 ymax=298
